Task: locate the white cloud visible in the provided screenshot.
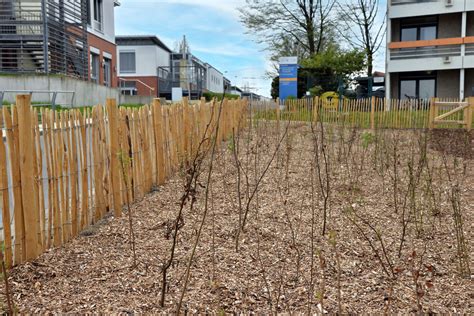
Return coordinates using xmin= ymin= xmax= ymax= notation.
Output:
xmin=121 ymin=0 xmax=245 ymax=16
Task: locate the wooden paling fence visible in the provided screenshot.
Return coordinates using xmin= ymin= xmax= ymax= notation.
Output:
xmin=253 ymin=97 xmax=474 ymax=130
xmin=0 ymin=96 xmax=247 ymax=267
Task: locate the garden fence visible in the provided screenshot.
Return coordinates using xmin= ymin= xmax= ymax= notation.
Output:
xmin=0 ymin=96 xmax=247 ymax=267
xmin=254 ymin=97 xmax=474 ymax=130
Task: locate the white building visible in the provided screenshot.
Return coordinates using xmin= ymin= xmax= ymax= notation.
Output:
xmin=230 ymin=86 xmax=243 ymax=97
xmin=206 ymin=64 xmax=224 ymax=94
xmin=386 ymin=0 xmax=474 ymax=100
xmin=116 ymin=35 xmax=172 ymax=96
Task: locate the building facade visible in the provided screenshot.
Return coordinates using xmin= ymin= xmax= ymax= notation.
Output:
xmin=87 ymin=0 xmax=120 ymax=88
xmin=205 ymin=64 xmax=224 ymax=94
xmin=116 ymin=35 xmax=171 ymax=97
xmin=0 ymin=0 xmax=119 ymax=87
xmin=386 ymin=0 xmax=474 ymax=100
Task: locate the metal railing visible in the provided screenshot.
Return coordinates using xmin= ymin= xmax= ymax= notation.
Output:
xmin=119 ymin=78 xmax=156 ymax=97
xmin=390 ymin=45 xmax=461 ymax=60
xmin=0 ymin=0 xmax=88 ymax=79
xmin=466 ymin=44 xmax=474 ymax=56
xmin=391 ymin=0 xmax=438 ymax=4
xmin=0 ymin=90 xmax=75 ymax=109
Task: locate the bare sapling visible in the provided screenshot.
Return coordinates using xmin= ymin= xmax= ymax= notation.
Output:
xmin=440 ymin=147 xmax=471 ymax=278
xmin=310 ymin=112 xmax=331 ymax=236
xmin=329 ymin=231 xmax=342 ymax=314
xmin=407 ymin=247 xmax=434 ymax=315
xmin=176 ymin=97 xmax=228 ymax=313
xmin=0 ymin=248 xmax=14 ymax=314
xmin=234 ymin=120 xmax=290 ymax=251
xmin=344 ymin=203 xmax=395 ymax=278
xmin=317 ymin=249 xmax=326 ymax=315
xmin=160 ymin=101 xmax=218 ymax=308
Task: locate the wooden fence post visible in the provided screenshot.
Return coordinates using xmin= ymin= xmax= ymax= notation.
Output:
xmin=0 ymin=110 xmax=12 ymax=267
xmin=152 ymin=99 xmax=166 ymax=185
xmin=16 ymin=95 xmax=40 ymax=260
xmin=313 ymin=97 xmax=319 ymax=123
xmin=106 ymin=98 xmax=122 ymax=217
xmin=467 ymin=97 xmax=474 ymax=132
xmin=370 ymin=96 xmax=376 ymax=130
xmin=428 ymin=97 xmax=436 ymax=130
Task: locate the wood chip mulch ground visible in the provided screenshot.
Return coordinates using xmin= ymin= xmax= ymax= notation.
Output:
xmin=3 ymin=124 xmax=473 ymax=314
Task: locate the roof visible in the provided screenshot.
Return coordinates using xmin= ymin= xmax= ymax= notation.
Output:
xmin=230 ymin=86 xmax=243 ymax=93
xmin=116 ymin=35 xmax=172 ymax=53
xmin=205 ymin=63 xmax=223 ymax=75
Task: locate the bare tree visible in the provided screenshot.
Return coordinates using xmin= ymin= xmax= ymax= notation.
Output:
xmin=240 ymin=0 xmax=337 ymax=58
xmin=337 ymin=0 xmax=386 ymax=76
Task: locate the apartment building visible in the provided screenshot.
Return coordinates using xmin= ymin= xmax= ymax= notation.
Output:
xmin=206 ymin=63 xmax=224 ymax=94
xmin=87 ymin=0 xmax=120 ymax=87
xmin=116 ymin=35 xmax=172 ymax=97
xmin=0 ymin=0 xmax=119 ymax=87
xmin=386 ymin=0 xmax=474 ymax=100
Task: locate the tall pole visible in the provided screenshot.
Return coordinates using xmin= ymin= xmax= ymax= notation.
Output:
xmin=41 ymin=0 xmax=49 ymax=74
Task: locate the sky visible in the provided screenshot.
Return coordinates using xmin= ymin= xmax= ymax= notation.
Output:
xmin=115 ymin=0 xmax=387 ymax=97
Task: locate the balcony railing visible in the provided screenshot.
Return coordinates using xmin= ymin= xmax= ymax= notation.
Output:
xmin=0 ymin=0 xmax=88 ymax=79
xmin=466 ymin=44 xmax=474 ymax=56
xmin=391 ymin=0 xmax=437 ymax=4
xmin=388 ymin=37 xmax=474 ymax=60
xmin=390 ymin=46 xmax=461 ymax=60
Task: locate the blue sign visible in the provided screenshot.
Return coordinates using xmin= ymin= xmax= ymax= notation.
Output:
xmin=279 ymin=62 xmax=298 ymax=101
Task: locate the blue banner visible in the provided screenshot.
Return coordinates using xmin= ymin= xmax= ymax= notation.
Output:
xmin=279 ymin=63 xmax=298 ymax=101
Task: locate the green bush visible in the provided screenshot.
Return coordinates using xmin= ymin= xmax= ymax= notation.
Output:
xmin=203 ymin=92 xmax=240 ymax=102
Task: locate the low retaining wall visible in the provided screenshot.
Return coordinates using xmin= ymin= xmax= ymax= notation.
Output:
xmin=0 ymin=75 xmax=120 ymax=107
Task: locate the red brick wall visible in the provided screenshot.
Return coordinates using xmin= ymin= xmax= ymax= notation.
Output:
xmin=87 ymin=33 xmax=118 ymax=88
xmin=118 ymin=76 xmax=158 ymax=97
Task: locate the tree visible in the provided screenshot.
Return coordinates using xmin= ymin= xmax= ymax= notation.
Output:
xmin=337 ymin=0 xmax=386 ymax=76
xmin=301 ymin=47 xmax=366 ymax=93
xmin=271 ymin=47 xmax=365 ymax=98
xmin=240 ymin=0 xmax=337 ymax=59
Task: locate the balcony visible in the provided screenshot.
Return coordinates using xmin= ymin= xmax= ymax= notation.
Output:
xmin=388 ymin=38 xmax=467 ymax=72
xmin=465 ymin=41 xmax=474 ymax=68
xmin=0 ymin=0 xmax=88 ymax=78
xmin=389 ymin=0 xmax=466 ymax=19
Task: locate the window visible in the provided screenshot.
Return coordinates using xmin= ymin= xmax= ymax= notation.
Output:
xmin=93 ymin=0 xmax=103 ymax=22
xmin=87 ymin=0 xmax=91 ymax=25
xmin=400 ymin=16 xmax=437 ymax=42
xmin=401 ymin=25 xmax=437 ymax=41
xmin=120 ymin=52 xmax=136 ymax=73
xmin=92 ymin=0 xmax=103 ymax=31
xmin=103 ymin=57 xmax=111 ymax=87
xmin=419 ymin=26 xmax=436 ymax=41
xmin=400 ymin=77 xmax=436 ymax=99
xmin=120 ymin=81 xmax=138 ymax=96
xmin=418 ymin=79 xmax=436 ymax=99
xmin=400 ymin=80 xmax=417 ymax=99
xmin=90 ymin=53 xmax=99 ymax=83
xmin=401 ymin=28 xmax=417 ymax=41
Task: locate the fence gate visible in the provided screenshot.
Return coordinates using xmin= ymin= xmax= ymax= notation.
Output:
xmin=429 ymin=99 xmax=473 ymax=131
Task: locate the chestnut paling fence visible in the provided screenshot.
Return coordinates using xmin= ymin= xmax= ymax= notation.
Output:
xmin=253 ymin=97 xmax=474 ymax=130
xmin=0 ymin=96 xmax=248 ymax=267
xmin=0 ymin=95 xmax=472 ymax=268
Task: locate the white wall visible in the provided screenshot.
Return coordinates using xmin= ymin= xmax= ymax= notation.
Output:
xmin=387 ymin=56 xmax=463 ymax=73
xmin=87 ymin=0 xmax=116 ymax=44
xmin=389 ymin=0 xmax=466 ymax=19
xmin=206 ymin=66 xmax=224 ymax=94
xmin=117 ymin=45 xmax=170 ymax=77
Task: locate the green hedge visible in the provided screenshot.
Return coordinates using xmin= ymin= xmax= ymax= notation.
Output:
xmin=203 ymin=92 xmax=240 ymax=102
